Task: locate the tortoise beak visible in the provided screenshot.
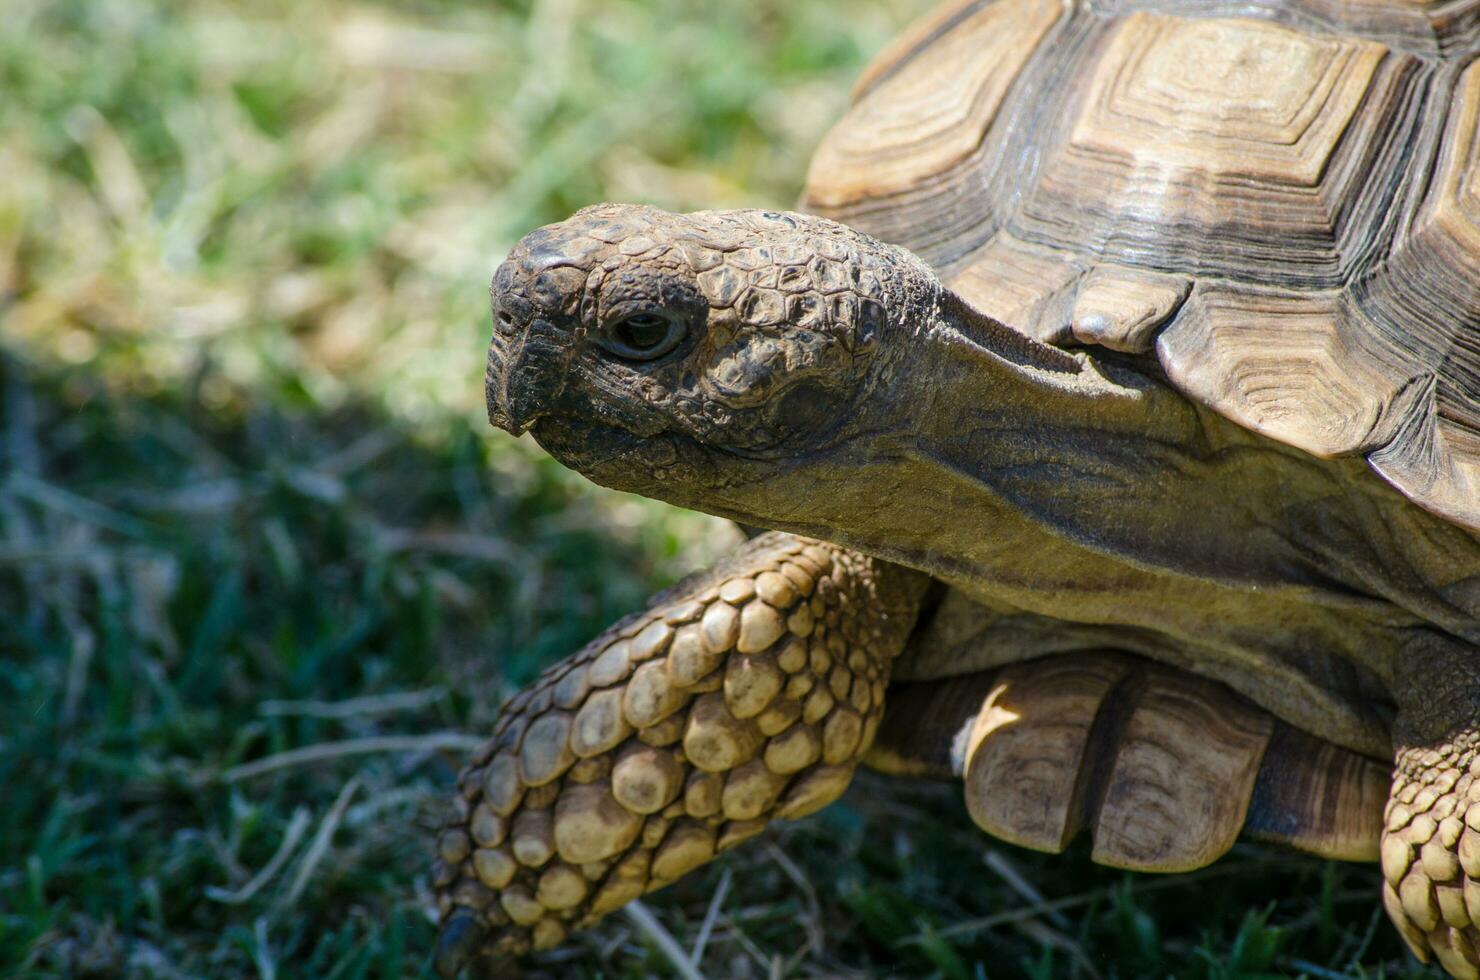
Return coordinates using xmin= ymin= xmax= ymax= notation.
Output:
xmin=485 ymin=343 xmax=531 ymax=436
xmin=485 ymin=320 xmax=570 ymax=436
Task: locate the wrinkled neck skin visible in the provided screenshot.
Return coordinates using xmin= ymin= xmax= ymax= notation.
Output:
xmin=582 ymin=286 xmax=1480 ymax=756
xmin=714 ymin=293 xmax=1189 ymax=564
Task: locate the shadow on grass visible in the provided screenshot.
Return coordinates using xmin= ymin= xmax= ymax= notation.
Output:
xmin=0 ymin=352 xmax=1436 ymax=978
xmin=0 ymin=350 xmax=678 ymax=978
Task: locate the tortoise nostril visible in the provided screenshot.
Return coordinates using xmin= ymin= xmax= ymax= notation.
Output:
xmin=495 ymin=309 xmax=517 ymax=336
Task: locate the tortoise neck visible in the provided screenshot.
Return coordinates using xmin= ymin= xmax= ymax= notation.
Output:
xmin=890 ymin=289 xmax=1182 ymax=455
xmin=721 ymin=288 xmax=1201 ymax=571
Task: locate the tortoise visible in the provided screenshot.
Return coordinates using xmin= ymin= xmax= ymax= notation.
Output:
xmin=434 ymin=0 xmax=1480 ymax=974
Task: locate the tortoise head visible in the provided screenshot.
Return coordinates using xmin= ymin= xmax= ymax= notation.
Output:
xmin=487 ymin=204 xmax=940 ymax=516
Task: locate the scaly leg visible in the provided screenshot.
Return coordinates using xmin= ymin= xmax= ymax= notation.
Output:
xmin=1381 ymin=641 xmax=1480 ymax=979
xmin=432 ymin=532 xmax=928 ymax=975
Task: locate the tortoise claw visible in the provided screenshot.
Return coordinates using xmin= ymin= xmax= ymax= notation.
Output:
xmin=434 ymin=910 xmax=488 ymax=978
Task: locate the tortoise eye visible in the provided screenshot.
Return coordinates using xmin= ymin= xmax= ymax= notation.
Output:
xmin=600 ymin=311 xmax=687 ymax=361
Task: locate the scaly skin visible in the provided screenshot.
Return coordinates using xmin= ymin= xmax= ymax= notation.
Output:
xmin=477 ymin=202 xmax=1480 ymax=977
xmin=1381 ymin=648 xmax=1480 ymax=977
xmin=432 ymin=532 xmax=927 ymax=975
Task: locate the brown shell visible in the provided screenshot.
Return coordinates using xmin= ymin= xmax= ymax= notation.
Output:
xmin=870 ymin=652 xmax=1388 ymax=867
xmin=803 ymin=0 xmax=1480 ymax=532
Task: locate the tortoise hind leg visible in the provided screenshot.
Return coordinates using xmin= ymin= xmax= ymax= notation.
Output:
xmin=1381 ymin=642 xmax=1480 ymax=979
xmin=432 ymin=532 xmax=928 ymax=975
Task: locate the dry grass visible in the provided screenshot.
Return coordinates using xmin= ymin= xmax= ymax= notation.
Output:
xmin=0 ymin=1 xmax=1443 ymax=977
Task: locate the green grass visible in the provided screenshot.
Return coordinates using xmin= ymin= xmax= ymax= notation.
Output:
xmin=0 ymin=1 xmax=1443 ymax=977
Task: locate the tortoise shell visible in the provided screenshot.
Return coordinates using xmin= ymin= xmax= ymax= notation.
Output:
xmin=802 ymin=0 xmax=1480 ymax=532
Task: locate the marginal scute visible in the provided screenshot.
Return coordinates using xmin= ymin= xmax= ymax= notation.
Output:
xmin=804 ymin=0 xmax=1063 ymax=208
xmin=1157 ymin=287 xmax=1414 ymax=458
xmin=947 ymin=233 xmax=1086 ymax=345
xmin=1245 ymin=725 xmax=1389 ymax=861
xmin=1360 ymin=60 xmax=1480 ymax=530
xmin=1092 ymin=670 xmax=1273 ymax=872
xmin=941 ymin=653 xmax=1387 ymax=873
xmin=846 ymin=0 xmax=981 ymax=99
xmin=963 ymin=655 xmax=1130 ymax=853
xmin=1069 ymin=265 xmax=1191 ymax=353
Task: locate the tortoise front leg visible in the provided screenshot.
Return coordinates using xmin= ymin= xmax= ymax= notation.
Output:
xmin=432 ymin=532 xmax=928 ymax=974
xmin=1381 ymin=642 xmax=1480 ymax=978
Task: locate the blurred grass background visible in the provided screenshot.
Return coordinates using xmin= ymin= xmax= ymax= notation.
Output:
xmin=0 ymin=0 xmax=1440 ymax=977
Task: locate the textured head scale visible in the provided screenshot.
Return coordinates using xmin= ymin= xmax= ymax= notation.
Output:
xmin=487 ymin=203 xmax=938 ymax=501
